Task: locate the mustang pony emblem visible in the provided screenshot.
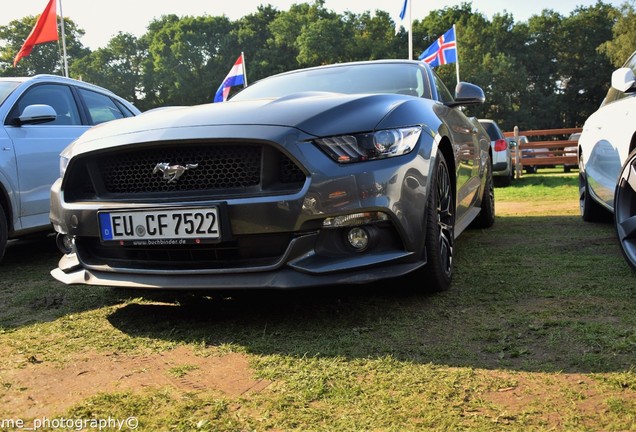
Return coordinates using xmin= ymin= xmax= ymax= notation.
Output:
xmin=153 ymin=162 xmax=198 ymax=183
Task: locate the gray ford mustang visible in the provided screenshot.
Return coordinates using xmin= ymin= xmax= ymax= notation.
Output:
xmin=50 ymin=60 xmax=495 ymax=292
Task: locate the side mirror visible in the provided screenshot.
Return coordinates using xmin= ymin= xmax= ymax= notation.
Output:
xmin=611 ymin=67 xmax=636 ymax=93
xmin=15 ymin=104 xmax=57 ymax=126
xmin=448 ymin=82 xmax=485 ymax=107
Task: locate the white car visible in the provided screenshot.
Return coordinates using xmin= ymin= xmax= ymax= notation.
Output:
xmin=479 ymin=119 xmax=513 ymax=186
xmin=578 ymin=50 xmax=636 ymax=270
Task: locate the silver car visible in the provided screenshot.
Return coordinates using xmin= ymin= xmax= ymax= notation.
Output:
xmin=479 ymin=119 xmax=513 ymax=186
xmin=0 ymin=74 xmax=139 ymax=262
xmin=50 ymin=60 xmax=495 ymax=291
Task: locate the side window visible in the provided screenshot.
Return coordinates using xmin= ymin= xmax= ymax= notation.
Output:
xmin=432 ymin=72 xmax=454 ymax=104
xmin=78 ymin=88 xmax=126 ymax=125
xmin=12 ymin=84 xmax=81 ymax=125
xmin=602 ymin=52 xmax=636 ymax=107
xmin=601 ymin=51 xmax=636 ymax=106
xmin=602 ymin=87 xmax=623 ymax=106
xmin=626 ymin=53 xmax=636 ymax=76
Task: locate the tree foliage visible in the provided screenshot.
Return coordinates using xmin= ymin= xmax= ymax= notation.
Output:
xmin=0 ymin=15 xmax=88 ymax=76
xmin=599 ymin=2 xmax=636 ymax=67
xmin=0 ymin=0 xmax=633 ymax=130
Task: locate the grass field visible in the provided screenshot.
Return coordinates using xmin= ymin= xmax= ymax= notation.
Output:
xmin=0 ymin=170 xmax=634 ymax=431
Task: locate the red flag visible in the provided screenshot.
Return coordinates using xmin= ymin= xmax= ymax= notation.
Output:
xmin=13 ymin=0 xmax=59 ymax=67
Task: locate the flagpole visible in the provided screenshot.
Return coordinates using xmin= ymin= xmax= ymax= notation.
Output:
xmin=241 ymin=51 xmax=247 ymax=87
xmin=58 ymin=0 xmax=68 ymax=77
xmin=454 ymin=24 xmax=460 ymax=84
xmin=408 ymin=0 xmax=413 ymax=60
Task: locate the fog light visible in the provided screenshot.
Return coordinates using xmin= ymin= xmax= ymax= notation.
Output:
xmin=347 ymin=227 xmax=369 ymax=251
xmin=56 ymin=233 xmax=75 ymax=254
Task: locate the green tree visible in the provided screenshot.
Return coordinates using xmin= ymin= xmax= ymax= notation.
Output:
xmin=71 ymin=32 xmax=147 ymax=107
xmin=510 ymin=11 xmax=564 ymax=129
xmin=558 ymin=2 xmax=617 ymax=127
xmin=599 ymin=2 xmax=636 ymax=67
xmin=142 ymin=14 xmax=236 ymax=107
xmin=0 ymin=15 xmax=88 ymax=76
xmin=234 ymin=5 xmax=285 ymax=83
xmin=347 ymin=10 xmax=404 ymax=61
xmin=269 ymin=0 xmax=350 ymax=67
xmin=296 ymin=12 xmax=352 ymax=65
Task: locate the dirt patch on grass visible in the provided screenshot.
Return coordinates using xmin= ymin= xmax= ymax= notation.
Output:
xmin=481 ymin=372 xmax=634 ymax=429
xmin=0 ymin=346 xmax=270 ymax=419
xmin=496 ymin=199 xmax=579 ymax=216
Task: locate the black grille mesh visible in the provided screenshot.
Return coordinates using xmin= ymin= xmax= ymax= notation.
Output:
xmin=78 ymin=233 xmax=292 ymax=270
xmin=99 ymin=144 xmax=262 ymax=194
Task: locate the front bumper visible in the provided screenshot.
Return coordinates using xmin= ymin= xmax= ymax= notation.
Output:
xmin=51 ymin=251 xmax=423 ymax=289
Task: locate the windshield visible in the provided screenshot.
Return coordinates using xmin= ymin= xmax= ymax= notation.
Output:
xmin=232 ymin=63 xmax=430 ymax=101
xmin=0 ymin=81 xmax=20 ymax=106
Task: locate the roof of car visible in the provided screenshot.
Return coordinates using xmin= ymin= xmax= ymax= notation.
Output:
xmin=0 ymin=74 xmax=118 ymax=96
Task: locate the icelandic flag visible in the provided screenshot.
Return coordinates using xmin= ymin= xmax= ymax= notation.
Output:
xmin=214 ymin=54 xmax=245 ymax=103
xmin=418 ymin=27 xmax=457 ymax=67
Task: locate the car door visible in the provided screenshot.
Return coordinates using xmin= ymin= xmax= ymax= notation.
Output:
xmin=3 ymin=83 xmax=88 ymax=230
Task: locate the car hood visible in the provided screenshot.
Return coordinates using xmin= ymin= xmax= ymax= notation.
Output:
xmin=74 ymin=92 xmax=422 ymax=145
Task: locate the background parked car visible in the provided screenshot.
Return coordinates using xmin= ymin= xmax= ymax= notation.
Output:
xmin=479 ymin=119 xmax=513 ymax=186
xmin=507 ymin=135 xmax=539 ymax=174
xmin=0 ymin=74 xmax=140 ymax=262
xmin=564 ymin=132 xmax=580 ymax=173
xmin=578 ymin=50 xmax=636 ymax=270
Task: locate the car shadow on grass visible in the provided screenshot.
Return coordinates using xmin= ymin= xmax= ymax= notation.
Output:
xmin=2 ymin=215 xmax=634 ymax=374
xmin=105 ymin=214 xmax=635 ymax=374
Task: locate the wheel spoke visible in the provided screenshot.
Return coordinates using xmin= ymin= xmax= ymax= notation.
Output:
xmin=438 ymin=228 xmax=452 ymax=271
xmin=617 ymin=214 xmax=636 ymax=241
xmin=623 ymin=162 xmax=636 ymax=194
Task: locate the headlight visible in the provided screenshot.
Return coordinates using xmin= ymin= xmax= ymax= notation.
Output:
xmin=59 ymin=155 xmax=70 ymax=178
xmin=314 ymin=126 xmax=421 ymax=163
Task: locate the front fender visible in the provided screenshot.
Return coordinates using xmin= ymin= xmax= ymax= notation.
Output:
xmin=0 ymin=130 xmax=20 ymax=233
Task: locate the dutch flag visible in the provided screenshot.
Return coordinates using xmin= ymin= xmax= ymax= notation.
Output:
xmin=214 ymin=53 xmax=246 ymax=103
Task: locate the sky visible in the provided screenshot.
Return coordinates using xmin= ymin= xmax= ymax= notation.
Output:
xmin=4 ymin=0 xmax=628 ymax=50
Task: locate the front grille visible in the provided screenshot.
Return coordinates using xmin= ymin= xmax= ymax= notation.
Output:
xmin=76 ymin=233 xmax=293 ymax=271
xmin=100 ymin=145 xmax=262 ymax=193
xmin=64 ymin=142 xmax=306 ymax=201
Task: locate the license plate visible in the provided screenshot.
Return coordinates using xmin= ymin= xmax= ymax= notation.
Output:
xmin=98 ymin=207 xmax=220 ymax=245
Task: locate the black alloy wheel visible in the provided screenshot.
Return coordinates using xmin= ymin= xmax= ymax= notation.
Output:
xmin=422 ymin=151 xmax=455 ymax=292
xmin=614 ymin=149 xmax=636 ymax=271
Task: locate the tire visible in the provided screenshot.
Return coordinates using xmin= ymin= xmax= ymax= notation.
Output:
xmin=614 ymin=149 xmax=636 ymax=271
xmin=472 ymin=154 xmax=495 ymax=229
xmin=525 ymin=166 xmax=537 ymax=174
xmin=421 ymin=151 xmax=455 ymax=292
xmin=579 ymin=154 xmax=611 ymax=222
xmin=495 ymin=161 xmax=512 ymax=187
xmin=508 ymin=159 xmax=514 ymax=183
xmin=0 ymin=206 xmax=7 ymax=263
